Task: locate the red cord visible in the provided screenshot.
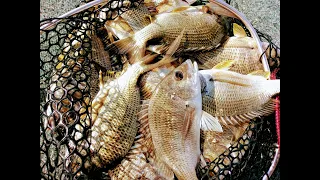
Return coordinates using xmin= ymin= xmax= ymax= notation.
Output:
xmin=270 ymin=68 xmax=280 ymax=148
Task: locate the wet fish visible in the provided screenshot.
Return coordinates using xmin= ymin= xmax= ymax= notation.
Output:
xmin=88 ymin=31 xmax=184 ymax=169
xmin=108 ymin=132 xmax=159 ymax=179
xmin=199 ymin=60 xmax=280 ymax=127
xmin=91 ymin=34 xmax=112 ymax=69
xmin=110 ymin=10 xmax=226 ymax=63
xmin=89 ymin=34 xmax=112 ymax=98
xmin=201 ymin=123 xmax=249 ymax=162
xmin=144 ymin=0 xmax=195 ymax=14
xmin=120 ymin=3 xmax=153 ymax=32
xmin=138 ymin=59 xmax=222 ymax=180
xmin=106 ymin=33 xmax=186 ymax=179
xmin=193 ymin=23 xmax=264 ymax=74
xmin=105 ymin=16 xmax=134 ymax=40
xmin=139 ymin=65 xmax=175 ymax=100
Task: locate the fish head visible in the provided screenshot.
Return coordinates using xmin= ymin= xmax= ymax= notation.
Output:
xmin=159 ymin=59 xmax=201 ymax=102
xmin=151 ymin=59 xmax=203 ymax=179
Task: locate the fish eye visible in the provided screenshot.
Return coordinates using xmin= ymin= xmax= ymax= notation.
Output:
xmin=175 ymin=71 xmax=184 ymax=81
xmin=209 ymin=78 xmax=213 ymax=82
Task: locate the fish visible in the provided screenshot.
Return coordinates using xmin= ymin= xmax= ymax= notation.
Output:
xmin=201 ymin=123 xmax=249 ymax=162
xmin=88 ymin=31 xmax=184 ymax=169
xmin=120 ymin=3 xmax=153 ymax=32
xmin=139 ymin=65 xmax=175 ymax=100
xmin=199 ymin=60 xmax=280 ymax=127
xmin=105 ymin=32 xmax=187 ymax=179
xmin=145 ymin=0 xmax=195 ymax=14
xmin=89 ymin=34 xmax=112 ymax=98
xmin=104 ymin=16 xmax=134 ymax=40
xmin=108 ymin=132 xmax=159 ymax=179
xmin=91 ymin=34 xmax=112 ymax=69
xmin=110 ymin=10 xmax=226 ymax=64
xmin=199 ymin=119 xmax=259 ymax=179
xmin=138 ymin=59 xmax=222 ymax=180
xmin=193 ymin=23 xmax=264 ymax=74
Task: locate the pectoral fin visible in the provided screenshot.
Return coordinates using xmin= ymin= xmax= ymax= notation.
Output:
xmin=201 ymin=111 xmax=223 ymax=132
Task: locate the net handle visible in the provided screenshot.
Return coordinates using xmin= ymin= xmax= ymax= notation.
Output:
xmin=40 ymin=0 xmax=108 ymax=33
xmin=209 ymin=0 xmax=270 ymax=74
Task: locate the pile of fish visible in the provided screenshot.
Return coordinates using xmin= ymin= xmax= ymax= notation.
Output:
xmin=83 ymin=0 xmax=280 ymax=179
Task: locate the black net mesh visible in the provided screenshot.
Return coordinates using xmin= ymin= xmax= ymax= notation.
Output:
xmin=40 ymin=0 xmax=280 ymax=179
xmin=40 ymin=0 xmax=143 ymax=179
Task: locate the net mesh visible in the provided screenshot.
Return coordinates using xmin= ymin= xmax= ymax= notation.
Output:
xmin=40 ymin=0 xmax=280 ymax=179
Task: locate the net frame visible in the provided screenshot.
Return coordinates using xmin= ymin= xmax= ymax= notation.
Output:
xmin=40 ymin=0 xmax=280 ymax=179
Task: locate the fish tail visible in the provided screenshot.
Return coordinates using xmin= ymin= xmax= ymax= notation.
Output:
xmin=108 ymin=36 xmax=145 ymax=64
xmin=108 ymin=35 xmax=135 ymax=54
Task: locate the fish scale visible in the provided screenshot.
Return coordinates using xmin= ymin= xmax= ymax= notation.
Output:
xmin=200 ymin=69 xmax=280 ymax=126
xmin=120 ymin=3 xmax=152 ymax=32
xmin=157 ymin=12 xmax=225 ymax=51
xmin=89 ymin=67 xmax=142 ymax=168
xmin=89 ymin=31 xmax=184 ymax=170
xmin=112 ymin=11 xmax=225 ymax=63
xmin=195 ymin=36 xmax=263 ymax=74
xmin=146 ymin=60 xmax=202 ymax=180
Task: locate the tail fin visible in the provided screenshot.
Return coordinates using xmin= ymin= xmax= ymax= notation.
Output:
xmin=107 ymin=36 xmax=145 ymax=64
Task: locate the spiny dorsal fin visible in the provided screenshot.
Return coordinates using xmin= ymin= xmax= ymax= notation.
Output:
xmin=247 ymin=70 xmax=270 ymax=79
xmin=212 ymin=60 xmax=235 ymax=70
xmin=201 ymin=111 xmax=223 ymax=132
xmin=233 ymin=23 xmax=247 ymax=37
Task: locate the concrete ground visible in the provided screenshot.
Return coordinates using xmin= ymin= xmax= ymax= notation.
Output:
xmin=40 ymin=0 xmax=280 ymax=47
